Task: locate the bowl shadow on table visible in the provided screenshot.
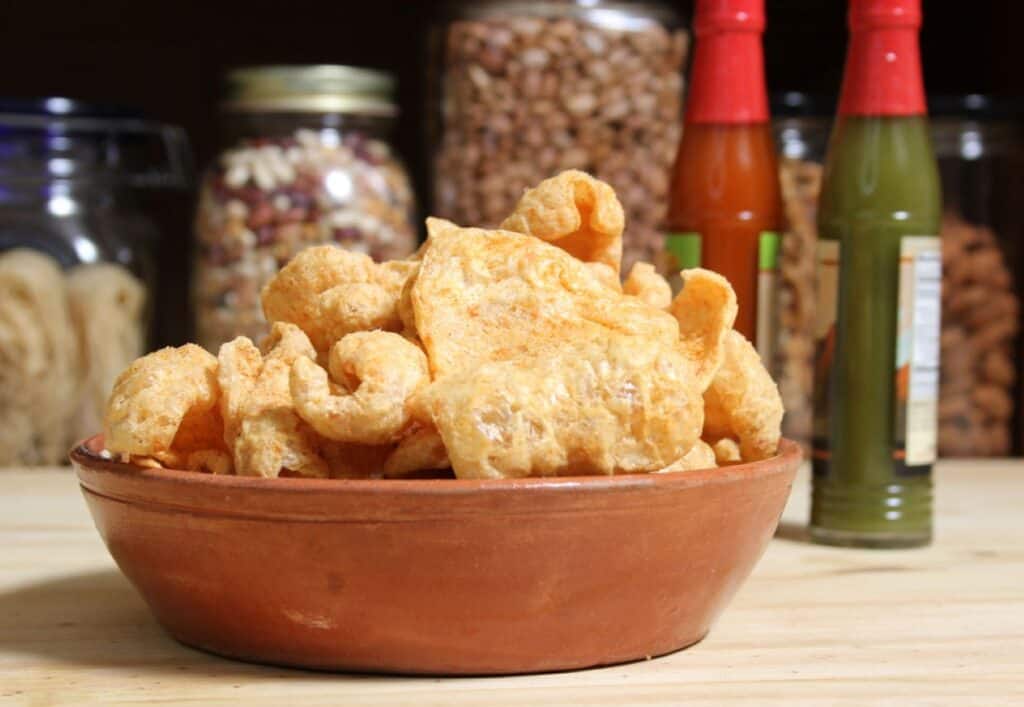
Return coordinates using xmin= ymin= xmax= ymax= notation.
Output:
xmin=773 ymin=521 xmax=812 ymax=544
xmin=0 ymin=568 xmax=428 ymax=682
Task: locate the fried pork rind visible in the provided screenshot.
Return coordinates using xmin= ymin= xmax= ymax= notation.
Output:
xmin=382 ymin=425 xmax=449 ymax=478
xmin=415 ymin=339 xmax=703 ymax=479
xmin=101 ymin=170 xmax=785 ymax=481
xmin=411 ymin=224 xmax=675 ymax=377
xmin=653 ymin=440 xmax=717 ymax=473
xmin=218 ymin=326 xmax=328 ymax=478
xmin=703 ymin=330 xmax=784 ymax=462
xmin=586 ymin=263 xmax=622 ymax=292
xmin=500 ymin=169 xmax=624 ymax=275
xmin=709 ymin=437 xmax=743 ymax=465
xmin=669 ymin=268 xmax=739 ymax=392
xmin=290 ymin=331 xmax=429 ymax=445
xmin=185 ymin=449 xmax=234 ymax=475
xmin=259 ymin=319 xmax=318 ymax=361
xmin=410 ymin=225 xmax=716 ymax=479
xmin=104 ymin=344 xmax=219 ymax=457
xmin=623 ymin=262 xmax=671 ymax=309
xmin=260 ymin=245 xmax=415 ymax=352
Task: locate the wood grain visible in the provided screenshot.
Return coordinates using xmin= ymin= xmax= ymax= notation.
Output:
xmin=1 ymin=462 xmax=1022 ymax=705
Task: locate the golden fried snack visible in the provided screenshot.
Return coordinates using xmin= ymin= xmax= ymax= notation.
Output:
xmin=104 ymin=344 xmax=219 ymax=457
xmin=290 ymin=331 xmax=429 ymax=445
xmin=101 ymin=170 xmax=785 ymax=482
xmin=411 ymin=224 xmax=643 ymax=376
xmin=260 ymin=245 xmax=415 ymax=352
xmin=623 ymin=262 xmax=671 ymax=309
xmin=499 ymin=169 xmax=624 ymax=275
xmin=703 ymin=330 xmax=784 ymax=462
xmin=185 ymin=449 xmax=234 ymax=475
xmin=396 ymin=262 xmax=420 ymax=340
xmin=259 ymin=319 xmax=318 ymax=361
xmin=415 ymin=340 xmax=704 ymax=479
xmin=410 ymin=225 xmax=723 ymax=479
xmin=709 ymin=437 xmax=743 ymax=465
xmin=653 ymin=440 xmax=717 ymax=473
xmin=218 ymin=329 xmax=328 ymax=478
xmin=669 ymin=268 xmax=739 ymax=392
xmin=383 ymin=425 xmax=449 ymax=478
xmin=586 ymin=262 xmax=622 ymax=292
xmin=171 ymin=405 xmax=227 ymax=454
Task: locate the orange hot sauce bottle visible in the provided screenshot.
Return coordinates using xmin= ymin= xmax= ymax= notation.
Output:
xmin=664 ymin=0 xmax=781 ymax=358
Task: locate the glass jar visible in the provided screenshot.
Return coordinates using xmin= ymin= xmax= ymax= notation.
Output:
xmin=930 ymin=96 xmax=1024 ymax=457
xmin=430 ymin=0 xmax=688 ymax=272
xmin=194 ymin=65 xmax=418 ymax=352
xmin=771 ymin=92 xmax=833 ymax=450
xmin=0 ymin=98 xmax=158 ymax=466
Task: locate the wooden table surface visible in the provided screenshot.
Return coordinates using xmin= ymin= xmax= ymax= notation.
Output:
xmin=1 ymin=462 xmax=1021 ymax=706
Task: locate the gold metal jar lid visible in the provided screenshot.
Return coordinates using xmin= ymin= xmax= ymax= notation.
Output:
xmin=222 ymin=65 xmax=397 ymax=115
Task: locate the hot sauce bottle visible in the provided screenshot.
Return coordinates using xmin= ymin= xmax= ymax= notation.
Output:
xmin=811 ymin=0 xmax=941 ymax=548
xmin=664 ymin=0 xmax=781 ymax=360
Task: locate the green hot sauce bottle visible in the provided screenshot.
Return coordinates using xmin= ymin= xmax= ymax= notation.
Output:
xmin=811 ymin=0 xmax=941 ymax=548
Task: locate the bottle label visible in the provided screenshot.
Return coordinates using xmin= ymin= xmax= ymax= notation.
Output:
xmin=895 ymin=236 xmax=941 ymax=470
xmin=811 ymin=240 xmax=840 ymax=474
xmin=664 ymin=232 xmax=702 ymax=269
xmin=755 ymin=231 xmax=780 ymax=366
xmin=812 ymin=236 xmax=941 ymax=476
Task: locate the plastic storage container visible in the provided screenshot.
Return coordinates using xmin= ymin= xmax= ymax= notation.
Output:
xmin=771 ymin=93 xmax=833 ymax=449
xmin=931 ymin=95 xmax=1024 ymax=457
xmin=430 ymin=0 xmax=688 ymax=271
xmin=194 ymin=65 xmax=418 ymax=352
xmin=0 ymin=98 xmax=159 ymax=465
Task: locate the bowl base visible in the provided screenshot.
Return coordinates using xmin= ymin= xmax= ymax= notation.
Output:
xmin=169 ymin=630 xmax=710 ymax=677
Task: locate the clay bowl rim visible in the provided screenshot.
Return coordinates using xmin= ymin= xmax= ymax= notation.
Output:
xmin=71 ymin=435 xmax=802 ymax=521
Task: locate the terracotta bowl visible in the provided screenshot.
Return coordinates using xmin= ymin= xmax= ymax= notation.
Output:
xmin=71 ymin=435 xmax=801 ymax=675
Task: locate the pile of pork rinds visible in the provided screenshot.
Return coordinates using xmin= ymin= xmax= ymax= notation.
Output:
xmin=102 ymin=170 xmax=784 ymax=480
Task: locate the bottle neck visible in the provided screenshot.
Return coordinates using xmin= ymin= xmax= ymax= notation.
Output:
xmin=685 ymin=30 xmax=769 ymax=124
xmin=838 ymin=26 xmax=925 ymax=117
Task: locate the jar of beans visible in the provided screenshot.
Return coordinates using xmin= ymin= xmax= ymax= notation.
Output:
xmin=430 ymin=0 xmax=688 ymax=272
xmin=194 ymin=65 xmax=418 ymax=352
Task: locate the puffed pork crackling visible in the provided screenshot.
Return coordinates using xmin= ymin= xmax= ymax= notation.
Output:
xmin=103 ymin=170 xmax=783 ymax=479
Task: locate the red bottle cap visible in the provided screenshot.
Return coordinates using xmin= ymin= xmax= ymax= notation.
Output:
xmin=694 ymin=0 xmax=766 ymax=34
xmin=687 ymin=0 xmax=769 ymax=124
xmin=848 ymin=0 xmax=922 ymax=31
xmin=839 ymin=0 xmax=926 ymax=116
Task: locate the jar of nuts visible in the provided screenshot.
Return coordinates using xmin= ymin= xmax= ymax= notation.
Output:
xmin=930 ymin=96 xmax=1024 ymax=457
xmin=771 ymin=93 xmax=833 ymax=451
xmin=430 ymin=0 xmax=688 ymax=272
xmin=194 ymin=65 xmax=418 ymax=352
